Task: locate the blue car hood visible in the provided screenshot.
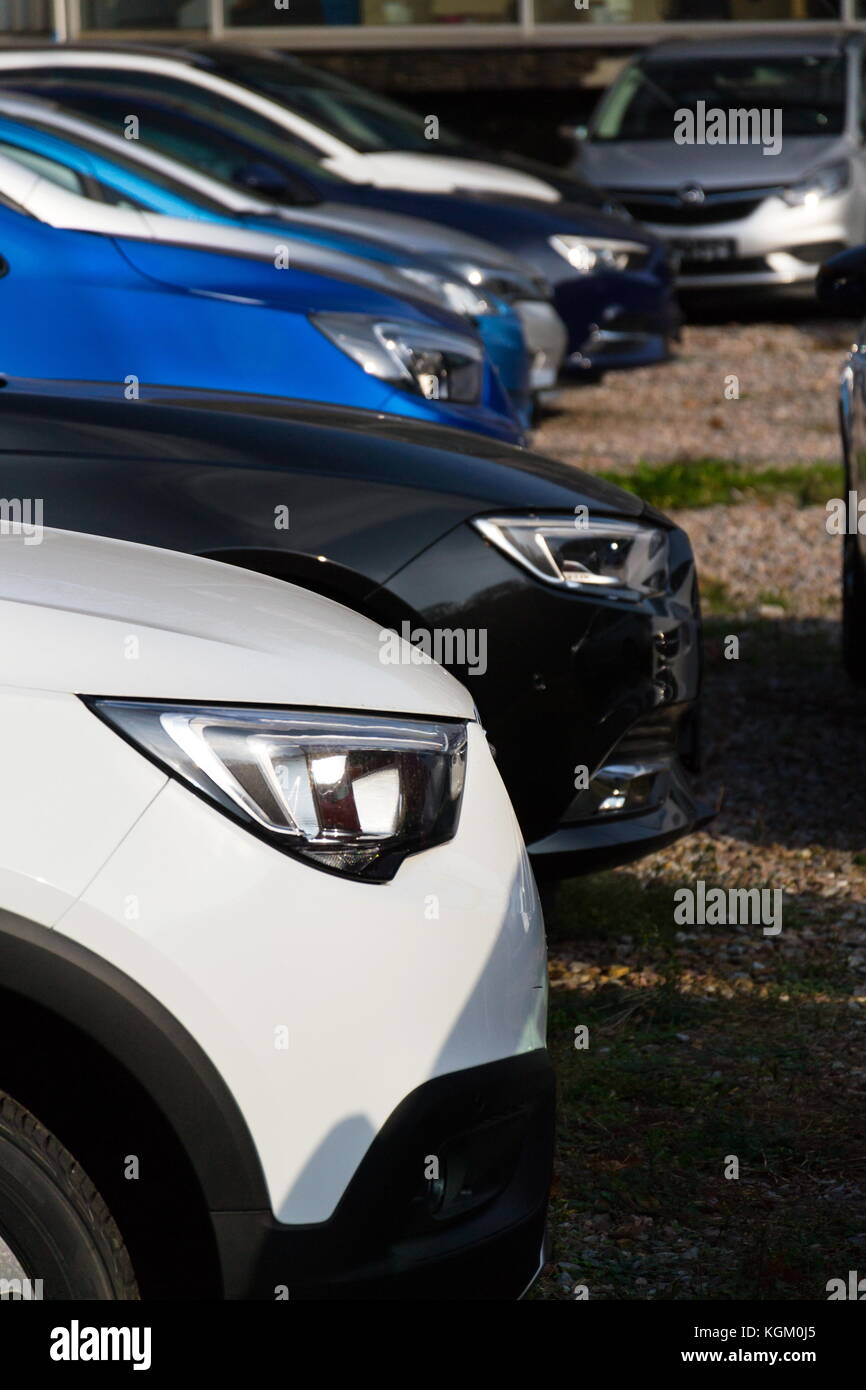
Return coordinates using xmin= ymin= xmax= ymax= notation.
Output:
xmin=112 ymin=236 xmax=475 ymax=333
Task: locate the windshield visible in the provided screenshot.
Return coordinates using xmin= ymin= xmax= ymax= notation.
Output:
xmin=591 ymin=53 xmax=847 ymax=142
xmin=212 ymin=54 xmax=469 ymax=155
xmin=1 ymin=117 xmax=234 ymax=213
xmin=5 ymin=82 xmax=334 ymax=203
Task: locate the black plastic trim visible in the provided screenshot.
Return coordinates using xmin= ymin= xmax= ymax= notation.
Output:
xmin=0 ymin=909 xmax=269 ymax=1213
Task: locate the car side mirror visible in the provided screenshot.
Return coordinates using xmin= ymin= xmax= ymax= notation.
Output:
xmin=233 ymin=160 xmax=294 ymax=200
xmin=816 ymin=245 xmax=866 ymax=316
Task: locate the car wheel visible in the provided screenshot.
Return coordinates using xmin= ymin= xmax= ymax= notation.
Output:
xmin=0 ymin=1091 xmax=138 ymax=1299
xmin=842 ymin=534 xmax=866 ymax=684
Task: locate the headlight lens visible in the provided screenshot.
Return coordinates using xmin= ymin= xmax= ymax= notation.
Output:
xmin=548 ymin=235 xmax=650 ymax=273
xmin=473 ymin=514 xmax=669 ymax=599
xmin=399 ymin=267 xmax=495 ymax=319
xmin=88 ymin=700 xmax=468 ymax=882
xmin=313 ymin=312 xmax=483 ymax=404
xmin=448 ymin=260 xmax=552 ymax=305
xmin=782 ymin=159 xmax=850 ymax=207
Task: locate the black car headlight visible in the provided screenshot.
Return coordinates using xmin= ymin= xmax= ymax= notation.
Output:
xmin=87 ymin=701 xmax=468 ymax=883
xmin=473 ymin=514 xmax=669 ymax=600
xmin=312 ymin=312 xmax=483 ymax=404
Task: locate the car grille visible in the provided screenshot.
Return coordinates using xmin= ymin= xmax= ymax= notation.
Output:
xmin=610 ymin=187 xmax=778 ymax=226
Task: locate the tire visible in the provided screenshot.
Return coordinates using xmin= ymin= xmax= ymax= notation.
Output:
xmin=0 ymin=1091 xmax=138 ymax=1300
xmin=842 ymin=534 xmax=866 ymax=685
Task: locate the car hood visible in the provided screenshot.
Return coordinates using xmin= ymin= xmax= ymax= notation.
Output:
xmin=271 ymin=199 xmax=545 ymax=275
xmin=579 ymin=133 xmax=853 ymax=191
xmin=0 ymin=526 xmax=475 ymax=716
xmin=4 ymin=159 xmax=449 ymax=309
xmin=330 ymin=150 xmax=561 ymax=202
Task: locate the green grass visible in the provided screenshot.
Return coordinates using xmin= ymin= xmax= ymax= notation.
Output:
xmin=598 ymin=458 xmax=841 ymax=510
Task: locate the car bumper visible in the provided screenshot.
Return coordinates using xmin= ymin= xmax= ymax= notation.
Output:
xmin=553 ymin=267 xmax=680 ymax=375
xmin=643 ymin=189 xmax=858 ymax=291
xmin=211 ymin=1050 xmax=555 ymax=1300
xmin=514 ymin=299 xmax=569 ymax=392
xmin=528 ymin=729 xmax=716 ymax=878
xmin=384 ymin=516 xmax=707 ymax=879
xmin=59 ymin=720 xmax=549 ymax=1225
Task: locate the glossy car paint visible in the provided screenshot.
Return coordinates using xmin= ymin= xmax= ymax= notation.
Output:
xmin=0 ymin=380 xmax=710 ymax=878
xmin=0 ymin=192 xmax=522 ymax=443
xmin=0 ymin=525 xmax=550 ymax=1293
xmin=0 ymin=66 xmax=679 ymax=374
xmin=0 ymin=99 xmax=539 ymax=420
xmin=0 ymin=44 xmax=561 ymax=200
xmin=577 ymin=35 xmax=866 ymax=293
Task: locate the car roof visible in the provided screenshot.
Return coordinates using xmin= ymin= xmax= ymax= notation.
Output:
xmin=0 ymin=40 xmax=298 ymax=67
xmin=643 ymin=32 xmax=855 ymax=62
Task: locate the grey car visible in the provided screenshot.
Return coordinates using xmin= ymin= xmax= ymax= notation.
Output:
xmin=572 ymin=34 xmax=866 ymax=293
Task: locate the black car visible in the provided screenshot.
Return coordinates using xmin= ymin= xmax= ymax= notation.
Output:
xmin=0 ymin=379 xmax=711 ymax=878
xmin=817 ymin=245 xmax=866 ymax=682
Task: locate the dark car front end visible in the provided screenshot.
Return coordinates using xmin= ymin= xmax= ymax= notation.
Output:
xmin=0 ymin=378 xmax=709 ymax=881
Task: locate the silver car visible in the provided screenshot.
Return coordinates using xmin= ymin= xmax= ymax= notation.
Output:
xmin=574 ymin=34 xmax=865 ymax=293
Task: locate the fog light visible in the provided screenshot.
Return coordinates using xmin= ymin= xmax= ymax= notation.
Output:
xmin=565 ymin=760 xmax=669 ymax=824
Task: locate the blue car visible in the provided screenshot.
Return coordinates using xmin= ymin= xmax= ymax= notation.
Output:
xmin=0 ymin=99 xmax=554 ymax=427
xmin=0 ymin=189 xmax=523 ymax=444
xmin=0 ymin=64 xmax=680 ymax=376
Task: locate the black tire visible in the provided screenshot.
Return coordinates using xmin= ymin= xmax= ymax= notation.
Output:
xmin=842 ymin=535 xmax=866 ymax=685
xmin=0 ymin=1091 xmax=138 ymax=1300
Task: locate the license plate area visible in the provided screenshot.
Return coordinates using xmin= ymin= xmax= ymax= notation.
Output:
xmin=669 ymin=237 xmax=736 ymax=264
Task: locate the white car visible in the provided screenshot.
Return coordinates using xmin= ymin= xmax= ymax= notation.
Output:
xmin=0 ymin=44 xmax=561 ymax=202
xmin=0 ymin=526 xmax=553 ymax=1300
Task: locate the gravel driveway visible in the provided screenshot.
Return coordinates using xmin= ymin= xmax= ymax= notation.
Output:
xmin=532 ymin=312 xmax=866 ymax=1301
xmin=534 ymin=317 xmax=853 ymax=473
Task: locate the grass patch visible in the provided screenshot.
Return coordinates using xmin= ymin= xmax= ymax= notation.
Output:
xmin=539 ymin=979 xmax=862 ymax=1300
xmin=546 ymin=870 xmax=676 ymax=949
xmin=599 ymin=457 xmax=841 ymax=510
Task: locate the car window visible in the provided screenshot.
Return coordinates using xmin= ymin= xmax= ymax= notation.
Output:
xmin=212 ymin=53 xmax=468 ymax=155
xmin=6 ymin=83 xmax=330 ymax=203
xmin=0 ymin=67 xmax=327 ymax=163
xmin=591 ymin=54 xmax=847 ymax=141
xmin=0 ymin=141 xmax=86 ymax=193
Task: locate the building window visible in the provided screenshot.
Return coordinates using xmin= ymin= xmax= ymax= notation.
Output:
xmin=80 ymin=1 xmax=208 ymax=28
xmin=225 ymin=0 xmax=517 ymax=23
xmin=537 ymin=0 xmax=842 ymax=18
xmin=0 ymin=0 xmax=51 ymax=32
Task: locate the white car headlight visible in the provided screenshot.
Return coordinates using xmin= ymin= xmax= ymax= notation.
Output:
xmin=473 ymin=514 xmax=668 ymax=599
xmin=88 ymin=701 xmax=468 ymax=882
xmin=782 ymin=159 xmax=850 ymax=207
xmin=312 ymin=312 xmax=483 ymax=404
xmin=548 ymin=235 xmax=650 ymax=274
xmin=398 ymin=267 xmax=495 ymax=320
xmin=447 ymin=261 xmax=552 ymax=305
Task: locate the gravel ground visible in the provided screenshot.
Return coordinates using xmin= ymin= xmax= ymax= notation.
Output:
xmin=534 ymin=318 xmax=855 ymax=473
xmin=532 ymin=313 xmax=866 ymax=1300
